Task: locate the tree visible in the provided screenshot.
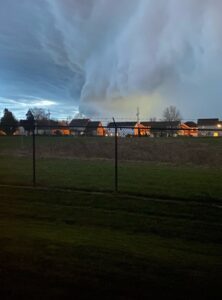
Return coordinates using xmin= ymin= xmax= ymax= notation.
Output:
xmin=162 ymin=106 xmax=182 ymax=122
xmin=29 ymin=108 xmax=51 ymax=134
xmin=29 ymin=108 xmax=50 ymax=121
xmin=20 ymin=110 xmax=35 ymax=134
xmin=74 ymin=112 xmax=86 ymax=119
xmin=0 ymin=108 xmax=18 ymax=135
xmin=26 ymin=109 xmax=35 ymax=122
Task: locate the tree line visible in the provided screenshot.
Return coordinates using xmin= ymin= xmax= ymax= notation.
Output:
xmin=0 ymin=108 xmax=53 ymax=135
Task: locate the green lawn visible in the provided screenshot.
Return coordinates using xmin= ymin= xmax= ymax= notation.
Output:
xmin=1 ymin=136 xmax=222 ymax=201
xmin=0 ymin=186 xmax=221 ymax=299
xmin=0 ymin=156 xmax=222 ymax=202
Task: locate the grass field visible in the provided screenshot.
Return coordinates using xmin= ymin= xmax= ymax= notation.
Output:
xmin=0 ymin=136 xmax=222 ymax=298
xmin=1 ymin=136 xmax=222 ymax=200
xmin=0 ymin=186 xmax=221 ymax=299
xmin=0 ymin=155 xmax=222 ymax=201
xmin=1 ymin=136 xmax=222 ymax=165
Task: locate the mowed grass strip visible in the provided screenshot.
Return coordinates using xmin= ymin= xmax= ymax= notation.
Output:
xmin=0 ymin=155 xmax=222 ymax=202
xmin=0 ymin=186 xmax=221 ymax=299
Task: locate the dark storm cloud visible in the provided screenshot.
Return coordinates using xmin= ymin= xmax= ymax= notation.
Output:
xmin=0 ymin=0 xmax=222 ymax=119
xmin=0 ymin=0 xmax=84 ymax=117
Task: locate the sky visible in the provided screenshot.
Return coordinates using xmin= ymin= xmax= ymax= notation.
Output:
xmin=0 ymin=0 xmax=222 ymax=120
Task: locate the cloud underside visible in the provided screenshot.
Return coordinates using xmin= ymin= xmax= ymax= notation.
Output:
xmin=0 ymin=0 xmax=222 ymax=118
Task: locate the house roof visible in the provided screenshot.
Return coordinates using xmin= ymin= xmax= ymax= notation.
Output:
xmin=86 ymin=121 xmax=102 ymax=128
xmin=184 ymin=121 xmax=197 ymax=128
xmin=107 ymin=122 xmax=138 ymax=128
xmin=141 ymin=121 xmax=180 ymax=129
xmin=69 ymin=119 xmax=90 ymax=128
xmin=0 ymin=130 xmax=6 ymax=136
xmin=197 ymin=118 xmax=219 ymax=126
xmin=85 ymin=121 xmax=102 ymax=133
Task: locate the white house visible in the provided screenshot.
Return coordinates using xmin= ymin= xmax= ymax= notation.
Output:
xmin=107 ymin=122 xmax=149 ymax=137
xmin=197 ymin=119 xmax=222 ymax=137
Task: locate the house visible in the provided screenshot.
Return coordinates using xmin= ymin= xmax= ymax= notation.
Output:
xmin=197 ymin=119 xmax=221 ymax=137
xmin=141 ymin=121 xmax=180 ymax=137
xmin=85 ymin=121 xmax=106 ymax=136
xmin=69 ymin=119 xmax=90 ymax=136
xmin=179 ymin=122 xmax=198 ymax=137
xmin=51 ymin=121 xmax=70 ymax=136
xmin=35 ymin=119 xmax=60 ymax=135
xmin=20 ymin=119 xmax=34 ymax=135
xmin=13 ymin=126 xmax=26 ymax=136
xmin=0 ymin=130 xmax=6 ymax=136
xmin=20 ymin=119 xmax=65 ymax=136
xmin=36 ymin=123 xmax=52 ymax=135
xmin=107 ymin=122 xmax=149 ymax=137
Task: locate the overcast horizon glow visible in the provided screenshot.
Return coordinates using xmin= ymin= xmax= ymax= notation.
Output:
xmin=0 ymin=0 xmax=222 ymax=120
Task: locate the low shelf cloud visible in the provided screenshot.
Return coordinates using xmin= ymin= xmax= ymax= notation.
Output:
xmin=0 ymin=0 xmax=222 ymax=119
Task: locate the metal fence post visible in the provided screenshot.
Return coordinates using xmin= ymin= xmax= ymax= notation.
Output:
xmin=113 ymin=118 xmax=118 ymax=192
xmin=32 ymin=121 xmax=36 ymax=186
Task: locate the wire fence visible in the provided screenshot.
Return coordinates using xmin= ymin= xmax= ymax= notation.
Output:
xmin=0 ymin=121 xmax=222 ymax=200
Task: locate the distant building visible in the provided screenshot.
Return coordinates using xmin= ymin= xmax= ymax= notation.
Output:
xmin=51 ymin=121 xmax=70 ymax=136
xmin=85 ymin=121 xmax=106 ymax=136
xmin=141 ymin=121 xmax=180 ymax=137
xmin=13 ymin=126 xmax=26 ymax=136
xmin=197 ymin=119 xmax=222 ymax=137
xmin=19 ymin=119 xmax=34 ymax=135
xmin=20 ymin=119 xmax=70 ymax=136
xmin=69 ymin=119 xmax=90 ymax=136
xmin=107 ymin=122 xmax=149 ymax=137
xmin=69 ymin=119 xmax=106 ymax=136
xmin=0 ymin=130 xmax=6 ymax=136
xmin=179 ymin=122 xmax=198 ymax=137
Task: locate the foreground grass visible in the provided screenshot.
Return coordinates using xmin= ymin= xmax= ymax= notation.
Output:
xmin=0 ymin=155 xmax=222 ymax=202
xmin=0 ymin=186 xmax=221 ymax=299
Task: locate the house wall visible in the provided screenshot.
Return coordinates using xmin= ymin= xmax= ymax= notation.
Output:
xmin=13 ymin=127 xmax=26 ymax=136
xmin=70 ymin=127 xmax=85 ymax=136
xmin=107 ymin=123 xmax=149 ymax=137
xmin=179 ymin=124 xmax=198 ymax=137
xmin=61 ymin=129 xmax=70 ymax=135
xmin=198 ymin=125 xmax=222 ymax=137
xmin=134 ymin=124 xmax=150 ymax=136
xmin=0 ymin=130 xmax=6 ymax=136
xmin=118 ymin=128 xmax=134 ymax=137
xmin=107 ymin=128 xmax=115 ymax=136
xmin=52 ymin=129 xmax=70 ymax=135
xmin=36 ymin=129 xmax=51 ymax=135
xmin=97 ymin=125 xmax=105 ymax=136
xmin=107 ymin=128 xmax=134 ymax=137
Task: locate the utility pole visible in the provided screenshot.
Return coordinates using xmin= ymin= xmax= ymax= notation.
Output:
xmin=136 ymin=107 xmax=141 ymax=137
xmin=113 ymin=117 xmax=118 ymax=192
xmin=136 ymin=107 xmax=140 ymax=124
xmin=32 ymin=122 xmax=36 ymax=186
